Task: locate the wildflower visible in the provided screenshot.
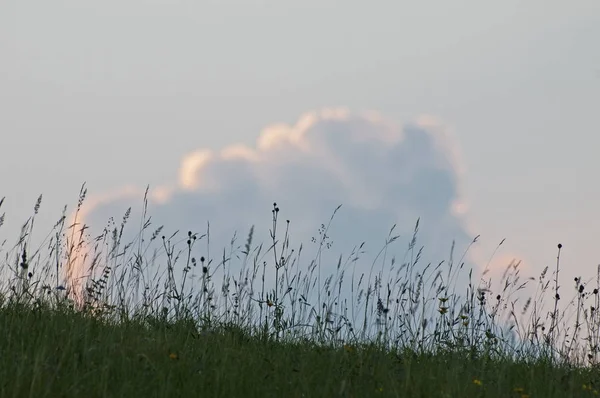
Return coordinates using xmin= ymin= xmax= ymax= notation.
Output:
xmin=438 ymin=297 xmax=449 ymax=303
xmin=473 ymin=379 xmax=482 ymax=386
xmin=439 ymin=307 xmax=448 ymax=315
xmin=583 ymin=384 xmax=595 ymax=391
xmin=169 ymin=353 xmax=178 ymax=360
xmin=267 ymin=299 xmax=274 ymax=307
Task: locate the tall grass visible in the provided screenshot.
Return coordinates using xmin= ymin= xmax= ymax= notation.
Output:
xmin=0 ymin=185 xmax=599 ymax=397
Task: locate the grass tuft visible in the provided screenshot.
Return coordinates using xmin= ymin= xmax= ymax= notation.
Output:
xmin=0 ymin=185 xmax=599 ymax=397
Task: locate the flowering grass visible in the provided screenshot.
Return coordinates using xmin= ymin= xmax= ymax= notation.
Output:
xmin=0 ymin=186 xmax=599 ymax=397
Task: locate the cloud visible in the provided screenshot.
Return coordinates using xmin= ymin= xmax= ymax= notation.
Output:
xmin=68 ymin=108 xmax=479 ymax=301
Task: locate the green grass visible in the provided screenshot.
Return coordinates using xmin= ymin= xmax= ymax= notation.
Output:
xmin=0 ymin=187 xmax=599 ymax=397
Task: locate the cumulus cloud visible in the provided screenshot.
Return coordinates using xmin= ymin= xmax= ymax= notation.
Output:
xmin=69 ymin=108 xmax=479 ymax=301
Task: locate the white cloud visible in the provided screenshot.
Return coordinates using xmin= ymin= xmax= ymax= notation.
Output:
xmin=69 ymin=108 xmax=480 ymax=299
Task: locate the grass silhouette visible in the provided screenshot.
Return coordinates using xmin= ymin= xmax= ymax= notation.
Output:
xmin=0 ymin=184 xmax=599 ymax=397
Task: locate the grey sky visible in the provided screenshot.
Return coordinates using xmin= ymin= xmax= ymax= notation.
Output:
xmin=1 ymin=1 xmax=599 ymax=297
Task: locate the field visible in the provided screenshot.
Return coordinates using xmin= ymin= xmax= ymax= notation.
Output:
xmin=0 ymin=188 xmax=599 ymax=397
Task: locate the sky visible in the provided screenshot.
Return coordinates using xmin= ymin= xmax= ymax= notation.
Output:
xmin=1 ymin=0 xmax=599 ymax=308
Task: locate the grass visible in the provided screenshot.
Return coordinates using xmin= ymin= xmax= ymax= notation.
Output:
xmin=0 ymin=184 xmax=599 ymax=397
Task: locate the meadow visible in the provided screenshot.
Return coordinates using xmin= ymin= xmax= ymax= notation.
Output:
xmin=0 ymin=185 xmax=599 ymax=398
